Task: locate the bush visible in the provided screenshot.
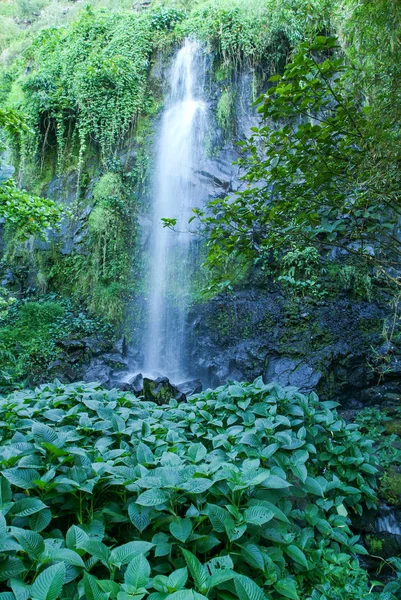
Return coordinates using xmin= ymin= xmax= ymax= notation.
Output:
xmin=0 ymin=378 xmax=384 ymax=599
xmin=0 ymin=296 xmax=112 ymax=388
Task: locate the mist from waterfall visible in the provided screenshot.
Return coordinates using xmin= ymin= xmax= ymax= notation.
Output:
xmin=143 ymin=39 xmax=207 ymax=381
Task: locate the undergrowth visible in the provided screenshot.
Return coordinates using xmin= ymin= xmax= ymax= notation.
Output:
xmin=0 ymin=378 xmax=398 ymax=598
xmin=0 ymin=294 xmax=113 ymax=390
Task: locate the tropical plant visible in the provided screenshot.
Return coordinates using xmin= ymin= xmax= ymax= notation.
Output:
xmin=197 ymin=36 xmax=401 ymax=293
xmin=0 ymin=108 xmax=62 ymax=238
xmin=0 ymin=378 xmax=384 ymax=599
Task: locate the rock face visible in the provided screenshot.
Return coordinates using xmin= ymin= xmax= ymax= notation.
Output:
xmin=1 ymin=52 xmax=399 ymax=408
xmin=189 ymin=289 xmax=401 ymax=406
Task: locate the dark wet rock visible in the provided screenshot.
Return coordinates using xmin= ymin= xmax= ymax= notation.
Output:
xmin=264 ymin=356 xmax=321 ymax=391
xmin=113 ymin=372 xmax=143 ymax=395
xmin=143 ymin=376 xmax=182 ymax=404
xmin=177 ymin=379 xmax=203 ymax=396
xmin=82 ymin=336 xmax=113 ymax=357
xmin=84 ymin=359 xmax=111 ymax=386
xmin=115 ymin=336 xmax=129 ymax=357
xmin=364 ymin=532 xmax=401 ymax=559
xmin=190 ymin=290 xmax=400 ymax=406
xmin=352 ymin=508 xmax=378 ymax=534
xmin=55 ymin=339 xmax=86 ymax=352
xmin=47 ymin=360 xmax=77 ymax=383
xmin=101 ymin=353 xmax=129 ymax=370
xmin=1 ymin=269 xmax=15 ymax=287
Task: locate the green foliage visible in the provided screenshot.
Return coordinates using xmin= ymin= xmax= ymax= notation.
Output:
xmin=0 ymin=108 xmax=62 ymax=238
xmin=15 ymin=9 xmax=154 ymax=168
xmin=0 ymin=179 xmax=62 ymax=239
xmin=198 ymin=36 xmax=401 ymax=293
xmin=176 ymin=0 xmax=330 ymax=68
xmin=338 ymin=266 xmax=372 ymax=301
xmin=0 ymin=378 xmax=384 ymax=598
xmin=41 ymin=168 xmax=138 ymax=324
xmin=216 ymin=88 xmax=234 ymax=136
xmin=0 ymin=295 xmax=112 ymax=388
xmin=277 ymin=247 xmax=327 ymax=299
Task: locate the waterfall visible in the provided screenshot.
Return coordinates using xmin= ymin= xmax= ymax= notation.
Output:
xmin=377 ymin=504 xmax=401 ymax=535
xmin=143 ymin=40 xmax=207 ymax=381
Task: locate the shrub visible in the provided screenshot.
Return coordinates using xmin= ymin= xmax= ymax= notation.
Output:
xmin=0 ymin=296 xmax=112 ymax=388
xmin=0 ymin=378 xmax=382 ymax=598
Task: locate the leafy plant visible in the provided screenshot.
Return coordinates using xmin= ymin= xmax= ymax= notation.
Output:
xmin=0 ymin=377 xmax=383 ymax=598
xmin=0 ymin=108 xmax=62 ymax=239
xmin=197 ymin=36 xmax=401 ymax=293
xmin=0 ymin=295 xmax=113 ymax=387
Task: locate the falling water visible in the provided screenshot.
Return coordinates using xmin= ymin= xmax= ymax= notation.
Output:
xmin=377 ymin=504 xmax=401 ymax=535
xmin=143 ymin=40 xmax=207 ymax=380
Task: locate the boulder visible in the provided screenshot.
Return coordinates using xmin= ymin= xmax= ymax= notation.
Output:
xmin=264 ymin=356 xmax=321 ymax=392
xmin=115 ymin=335 xmax=129 ymax=357
xmin=84 ymin=359 xmax=111 ymax=386
xmin=143 ymin=376 xmax=182 ymax=404
xmin=101 ymin=353 xmax=129 ymax=370
xmin=177 ymin=379 xmax=203 ymax=397
xmin=113 ymin=372 xmax=143 ymax=395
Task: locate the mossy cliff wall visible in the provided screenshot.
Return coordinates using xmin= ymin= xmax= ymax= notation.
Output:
xmin=1 ymin=3 xmax=400 ymax=402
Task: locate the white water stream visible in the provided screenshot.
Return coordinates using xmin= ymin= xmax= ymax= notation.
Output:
xmin=143 ymin=40 xmax=207 ymax=381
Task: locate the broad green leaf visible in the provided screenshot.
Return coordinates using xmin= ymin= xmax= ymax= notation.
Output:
xmin=243 ymin=506 xmax=274 ymax=526
xmin=0 ymin=557 xmax=26 ymax=582
xmin=166 ymin=568 xmax=188 ymax=591
xmin=181 ymin=479 xmax=213 ymax=494
xmin=136 ymin=490 xmax=169 ymax=506
xmin=83 ymin=573 xmax=109 ymax=600
xmin=263 ymin=474 xmax=291 ymax=489
xmin=128 ymin=504 xmax=151 ymax=533
xmin=136 ymin=443 xmax=155 ymax=465
xmin=2 ymin=468 xmax=40 ymax=490
xmin=29 ymin=509 xmax=52 ymax=533
xmin=182 ymin=550 xmax=208 ymax=593
xmin=274 ymin=578 xmax=300 ymax=600
xmin=10 ymin=578 xmax=30 ymax=600
xmin=31 ymin=563 xmax=65 ymax=600
xmin=240 ymin=544 xmax=264 ymax=571
xmin=79 ymin=540 xmax=111 ymax=563
xmin=66 ymin=525 xmax=89 ymax=550
xmin=304 ymin=477 xmax=324 ymax=497
xmin=165 ymin=591 xmax=208 ymax=600
xmin=207 ymin=570 xmax=235 ymax=589
xmin=170 ymin=519 xmax=192 ymax=543
xmin=124 ymin=554 xmax=151 ymax=589
xmin=110 ymin=542 xmax=154 ymax=567
xmin=0 ymin=593 xmax=15 ymax=600
xmin=12 ymin=498 xmax=48 ymax=518
xmin=187 ymin=444 xmax=207 ymax=464
xmin=0 ymin=476 xmax=12 ymax=512
xmin=11 ymin=529 xmax=44 ymax=558
xmin=283 ymin=545 xmax=308 ymax=568
xmin=41 ymin=548 xmax=85 ymax=568
xmin=234 ymin=575 xmax=265 ymax=600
